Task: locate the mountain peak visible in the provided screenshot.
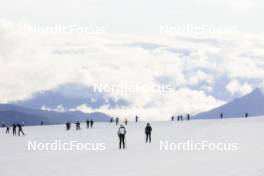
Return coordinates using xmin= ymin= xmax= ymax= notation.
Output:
xmin=250 ymin=88 xmax=263 ymax=96
xmin=194 ymin=87 xmax=264 ymax=119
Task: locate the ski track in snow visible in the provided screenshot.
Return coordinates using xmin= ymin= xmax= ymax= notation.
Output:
xmin=1 ymin=117 xmax=264 ymax=176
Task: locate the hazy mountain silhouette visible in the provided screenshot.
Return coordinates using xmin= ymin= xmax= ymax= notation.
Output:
xmin=0 ymin=110 xmax=49 ymax=126
xmin=0 ymin=104 xmax=111 ymax=126
xmin=194 ymin=88 xmax=264 ymax=119
xmin=14 ymin=83 xmax=129 ymax=110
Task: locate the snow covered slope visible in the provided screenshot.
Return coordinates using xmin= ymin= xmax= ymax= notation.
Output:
xmin=194 ymin=88 xmax=264 ymax=119
xmin=1 ymin=117 xmax=264 ymax=176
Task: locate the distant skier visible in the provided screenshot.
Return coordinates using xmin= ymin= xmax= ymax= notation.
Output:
xmin=66 ymin=122 xmax=71 ymax=131
xmin=116 ymin=117 xmax=119 ymax=125
xmin=135 ymin=115 xmax=139 ymax=123
xmin=177 ymin=115 xmax=180 ymax=121
xmin=220 ymin=113 xmax=223 ymax=119
xmin=90 ymin=120 xmax=94 ymax=128
xmin=187 ymin=114 xmax=190 ymax=121
xmin=245 ymin=113 xmax=249 ymax=118
xmin=118 ymin=125 xmax=126 ymax=149
xmin=110 ymin=117 xmax=114 ymax=123
xmin=12 ymin=124 xmax=17 ymax=136
xmin=86 ymin=120 xmax=90 ymax=128
xmin=178 ymin=115 xmax=183 ymax=121
xmin=124 ymin=118 xmax=128 ymax=125
xmin=17 ymin=124 xmax=25 ymax=136
xmin=6 ymin=125 xmax=10 ymax=134
xmin=145 ymin=123 xmax=152 ymax=143
xmin=171 ymin=116 xmax=174 ymax=121
xmin=75 ymin=121 xmax=81 ymax=130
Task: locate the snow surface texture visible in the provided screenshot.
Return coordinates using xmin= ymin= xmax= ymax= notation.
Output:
xmin=1 ymin=117 xmax=264 ymax=176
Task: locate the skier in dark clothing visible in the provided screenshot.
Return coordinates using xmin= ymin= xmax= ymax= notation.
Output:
xmin=245 ymin=113 xmax=248 ymax=118
xmin=12 ymin=124 xmax=17 ymax=136
xmin=90 ymin=120 xmax=94 ymax=128
xmin=187 ymin=114 xmax=190 ymax=120
xmin=145 ymin=123 xmax=152 ymax=143
xmin=171 ymin=116 xmax=174 ymax=121
xmin=135 ymin=116 xmax=139 ymax=123
xmin=6 ymin=125 xmax=10 ymax=134
xmin=220 ymin=113 xmax=223 ymax=119
xmin=75 ymin=121 xmax=81 ymax=130
xmin=116 ymin=117 xmax=119 ymax=125
xmin=178 ymin=115 xmax=183 ymax=121
xmin=118 ymin=125 xmax=126 ymax=149
xmin=86 ymin=120 xmax=90 ymax=128
xmin=66 ymin=122 xmax=71 ymax=131
xmin=17 ymin=124 xmax=25 ymax=136
xmin=110 ymin=117 xmax=114 ymax=123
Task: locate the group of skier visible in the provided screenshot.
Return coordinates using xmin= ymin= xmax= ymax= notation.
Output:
xmin=110 ymin=116 xmax=139 ymax=126
xmin=3 ymin=112 xmax=251 ymax=150
xmin=171 ymin=114 xmax=191 ymax=121
xmin=110 ymin=117 xmax=120 ymax=125
xmin=5 ymin=123 xmax=25 ymax=136
xmin=117 ymin=122 xmax=152 ymax=149
xmin=64 ymin=115 xmax=151 ymax=150
xmin=116 ymin=115 xmax=152 ymax=149
xmin=66 ymin=119 xmax=94 ymax=131
xmin=220 ymin=112 xmax=249 ymax=119
xmin=97 ymin=115 xmax=152 ymax=149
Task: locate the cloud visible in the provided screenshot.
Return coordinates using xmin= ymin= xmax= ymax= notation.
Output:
xmin=0 ymin=19 xmax=264 ymax=120
xmin=72 ymin=88 xmax=224 ymax=121
xmin=226 ymin=80 xmax=253 ymax=96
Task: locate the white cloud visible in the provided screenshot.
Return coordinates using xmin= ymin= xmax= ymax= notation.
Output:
xmin=0 ymin=19 xmax=263 ymax=120
xmin=226 ymin=80 xmax=253 ymax=96
xmin=72 ymin=88 xmax=225 ymax=121
xmin=41 ymin=105 xmax=66 ymax=112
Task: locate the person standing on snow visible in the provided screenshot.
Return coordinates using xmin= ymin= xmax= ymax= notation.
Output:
xmin=145 ymin=123 xmax=152 ymax=143
xmin=116 ymin=117 xmax=119 ymax=125
xmin=66 ymin=122 xmax=71 ymax=131
xmin=17 ymin=123 xmax=25 ymax=136
xmin=12 ymin=124 xmax=17 ymax=136
xmin=245 ymin=113 xmax=249 ymax=118
xmin=75 ymin=121 xmax=81 ymax=130
xmin=86 ymin=120 xmax=90 ymax=128
xmin=135 ymin=115 xmax=139 ymax=123
xmin=6 ymin=124 xmax=10 ymax=134
xmin=118 ymin=125 xmax=126 ymax=149
xmin=90 ymin=119 xmax=94 ymax=128
xmin=187 ymin=114 xmax=191 ymax=120
xmin=124 ymin=118 xmax=128 ymax=125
